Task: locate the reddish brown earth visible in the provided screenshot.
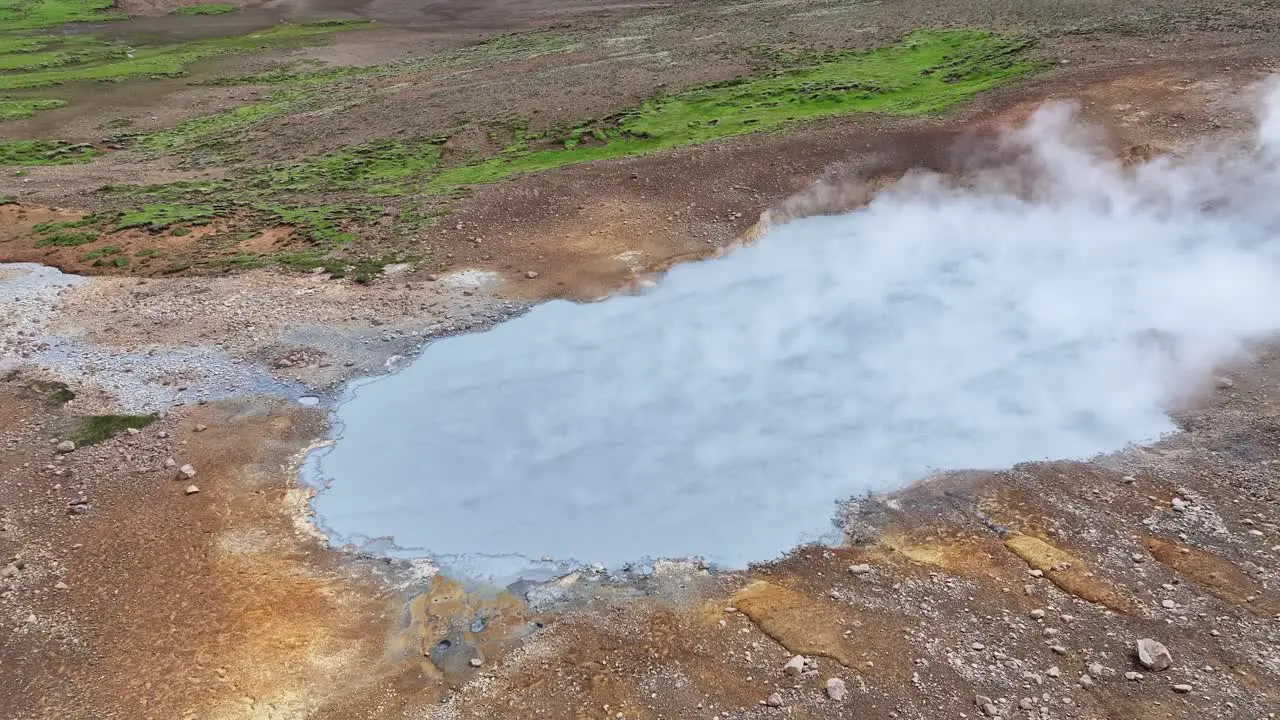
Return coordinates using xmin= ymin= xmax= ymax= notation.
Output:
xmin=2 ymin=1 xmax=1279 ymax=719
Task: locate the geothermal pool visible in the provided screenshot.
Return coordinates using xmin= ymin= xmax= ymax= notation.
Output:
xmin=307 ymin=101 xmax=1280 ymax=581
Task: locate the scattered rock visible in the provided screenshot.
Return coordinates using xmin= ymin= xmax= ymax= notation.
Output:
xmin=164 ymin=458 xmax=177 ymax=469
xmin=54 ymin=581 xmax=67 ymax=590
xmin=783 ymin=655 xmax=805 ymax=676
xmin=1088 ymin=662 xmax=1114 ymax=679
xmin=1172 ymin=683 xmax=1193 ymax=693
xmin=1029 ymin=609 xmax=1046 ymax=619
xmin=177 ymin=464 xmax=197 ymax=480
xmin=524 ymin=270 xmax=539 ymax=279
xmin=469 ymin=657 xmax=483 ymax=668
xmin=1125 ymin=671 xmax=1144 ymax=681
xmin=1 ymin=564 xmax=17 ymax=578
xmin=1046 ymin=666 xmax=1061 ymax=678
xmin=184 ymin=484 xmax=200 ymax=495
xmin=1019 ymin=698 xmax=1034 ymax=710
xmin=825 ymin=678 xmax=846 ymax=702
xmin=126 ymin=427 xmax=140 ymax=436
xmin=1136 ymin=638 xmax=1172 ymax=671
xmin=194 ymin=424 xmax=207 ymax=432
xmin=847 ymin=563 xmax=872 ymax=575
xmin=970 ymin=642 xmax=986 ymax=651
xmin=1161 ymin=599 xmax=1176 ymax=609
xmin=1078 ymin=674 xmax=1095 ymax=689
xmin=765 ymin=692 xmax=784 ymax=708
xmin=55 ymin=440 xmax=74 ymax=453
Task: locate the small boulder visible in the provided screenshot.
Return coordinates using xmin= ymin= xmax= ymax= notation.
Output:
xmin=55 ymin=440 xmax=75 ymax=454
xmin=825 ymin=678 xmax=847 ymax=701
xmin=783 ymin=655 xmax=805 ymax=676
xmin=1172 ymin=683 xmax=1192 ymax=693
xmin=194 ymin=424 xmax=208 ymax=432
xmin=765 ymin=692 xmax=784 ymax=708
xmin=184 ymin=484 xmax=200 ymax=495
xmin=164 ymin=458 xmax=177 ymax=469
xmin=177 ymin=464 xmax=197 ymax=480
xmin=1136 ymin=638 xmax=1172 ymax=671
xmin=469 ymin=657 xmax=483 ymax=668
xmin=847 ymin=563 xmax=872 ymax=575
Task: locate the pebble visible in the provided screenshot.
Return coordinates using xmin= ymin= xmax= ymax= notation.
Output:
xmin=1172 ymin=684 xmax=1193 ymax=693
xmin=765 ymin=692 xmax=784 ymax=708
xmin=524 ymin=270 xmax=540 ymax=279
xmin=126 ymin=427 xmax=140 ymax=436
xmin=971 ymin=642 xmax=986 ymax=650
xmin=184 ymin=484 xmax=200 ymax=495
xmin=164 ymin=458 xmax=177 ymax=469
xmin=783 ymin=655 xmax=805 ymax=676
xmin=178 ymin=464 xmax=197 ymax=480
xmin=1125 ymin=671 xmax=1144 ymax=681
xmin=1136 ymin=638 xmax=1172 ymax=671
xmin=847 ymin=563 xmax=872 ymax=575
xmin=194 ymin=424 xmax=208 ymax=432
xmin=55 ymin=440 xmax=75 ymax=454
xmin=825 ymin=678 xmax=846 ymax=702
xmin=1029 ymin=609 xmax=1045 ymax=619
xmin=54 ymin=581 xmax=67 ymax=590
xmin=1028 ymin=569 xmax=1044 ymax=578
xmin=469 ymin=658 xmax=483 ymax=668
xmin=1046 ymin=666 xmax=1061 ymax=678
xmin=1161 ymin=599 xmax=1176 ymax=609
xmin=1078 ymin=674 xmax=1094 ymax=689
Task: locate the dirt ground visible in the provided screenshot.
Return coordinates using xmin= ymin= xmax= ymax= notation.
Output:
xmin=2 ymin=0 xmax=1280 ymax=719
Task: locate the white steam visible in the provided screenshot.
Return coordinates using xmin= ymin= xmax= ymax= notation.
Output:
xmin=313 ymin=82 xmax=1280 ymax=577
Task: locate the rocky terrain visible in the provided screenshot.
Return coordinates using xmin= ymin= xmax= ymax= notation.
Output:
xmin=1 ymin=0 xmax=1278 ymax=718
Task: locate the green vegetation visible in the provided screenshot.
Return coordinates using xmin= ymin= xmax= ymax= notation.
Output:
xmin=250 ymin=140 xmax=443 ymax=196
xmin=34 ymin=230 xmax=96 ymax=246
xmin=260 ymin=204 xmax=368 ymax=244
xmin=137 ymin=89 xmax=305 ymax=153
xmin=429 ymin=30 xmax=1040 ymax=191
xmin=73 ymin=414 xmax=156 ymax=446
xmin=0 ymin=139 xmax=97 ymax=165
xmin=170 ymin=2 xmax=236 ymax=15
xmin=0 ymin=22 xmax=369 ymax=93
xmin=81 ymin=244 xmax=121 ymax=261
xmin=115 ymin=203 xmax=221 ymax=230
xmin=0 ymin=97 xmax=65 ymax=120
xmin=0 ymin=0 xmax=124 ymax=31
xmin=134 ymin=247 xmax=160 ymax=257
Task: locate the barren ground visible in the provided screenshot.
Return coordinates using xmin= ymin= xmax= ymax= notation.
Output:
xmin=1 ymin=0 xmax=1278 ymax=718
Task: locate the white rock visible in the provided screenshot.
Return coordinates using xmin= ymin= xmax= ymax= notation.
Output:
xmin=765 ymin=692 xmax=783 ymax=708
xmin=178 ymin=464 xmax=197 ymax=480
xmin=847 ymin=563 xmax=872 ymax=575
xmin=1124 ymin=671 xmax=1143 ymax=681
xmin=1172 ymin=684 xmax=1192 ymax=693
xmin=825 ymin=678 xmax=846 ymax=701
xmin=783 ymin=655 xmax=806 ymax=676
xmin=184 ymin=484 xmax=200 ymax=495
xmin=1029 ymin=609 xmax=1045 ymax=619
xmin=1136 ymin=638 xmax=1172 ymax=671
xmin=469 ymin=657 xmax=483 ymax=668
xmin=55 ymin=440 xmax=75 ymax=453
xmin=1046 ymin=666 xmax=1061 ymax=678
xmin=164 ymin=458 xmax=177 ymax=469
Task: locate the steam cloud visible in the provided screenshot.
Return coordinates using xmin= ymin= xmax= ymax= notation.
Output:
xmin=313 ymin=80 xmax=1280 ymax=578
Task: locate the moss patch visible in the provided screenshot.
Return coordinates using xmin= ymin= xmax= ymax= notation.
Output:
xmin=170 ymin=2 xmax=236 ymax=15
xmin=73 ymin=414 xmax=156 ymax=446
xmin=115 ymin=204 xmax=221 ymax=230
xmin=430 ymin=30 xmax=1040 ymax=191
xmin=0 ymin=139 xmax=97 ymax=165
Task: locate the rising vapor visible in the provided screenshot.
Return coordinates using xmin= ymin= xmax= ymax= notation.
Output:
xmin=311 ymin=80 xmax=1280 ymax=579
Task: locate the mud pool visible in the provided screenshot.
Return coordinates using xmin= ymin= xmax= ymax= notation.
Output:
xmin=308 ymin=102 xmax=1280 ymax=581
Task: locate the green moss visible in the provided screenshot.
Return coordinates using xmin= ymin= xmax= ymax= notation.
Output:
xmin=137 ymin=89 xmax=305 ymax=153
xmin=0 ymin=97 xmax=65 ymax=120
xmin=430 ymin=30 xmax=1040 ymax=191
xmin=0 ymin=0 xmax=125 ymax=31
xmin=81 ymin=244 xmax=121 ymax=260
xmin=170 ymin=2 xmax=236 ymax=15
xmin=250 ymin=139 xmax=442 ymax=196
xmin=259 ymin=204 xmax=368 ymax=244
xmin=73 ymin=414 xmax=156 ymax=446
xmin=134 ymin=247 xmax=160 ymax=257
xmin=0 ymin=22 xmax=369 ymax=93
xmin=33 ymin=215 xmax=97 ymax=233
xmin=115 ymin=203 xmax=221 ymax=230
xmin=0 ymin=139 xmax=97 ymax=165
xmin=34 ymin=230 xmax=97 ymax=246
